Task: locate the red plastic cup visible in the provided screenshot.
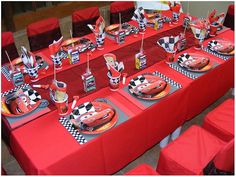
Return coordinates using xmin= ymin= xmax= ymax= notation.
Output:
xmin=165 ymin=50 xmax=176 ymax=64
xmin=107 ymin=72 xmax=121 ymax=91
xmin=194 ymin=38 xmax=203 ymax=50
xmin=53 ymin=94 xmax=68 ymax=116
xmin=209 ymin=23 xmax=219 ymax=37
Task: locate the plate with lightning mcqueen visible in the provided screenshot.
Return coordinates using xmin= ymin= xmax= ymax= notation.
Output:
xmin=208 ymin=39 xmax=234 ymax=56
xmin=128 ymin=73 xmax=170 ymax=100
xmin=70 ymin=101 xmax=118 ymax=134
xmin=177 ymin=53 xmax=213 ymax=72
xmin=61 ymin=37 xmax=94 ymax=53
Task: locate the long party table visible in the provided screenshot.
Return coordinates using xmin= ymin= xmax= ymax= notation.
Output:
xmin=1 ymin=11 xmax=234 ymax=174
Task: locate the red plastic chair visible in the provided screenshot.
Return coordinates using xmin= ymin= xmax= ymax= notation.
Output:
xmin=2 ymin=32 xmax=19 ymax=64
xmin=110 ymin=1 xmax=135 ymax=25
xmin=126 ymin=164 xmax=159 ymax=175
xmin=27 ymin=17 xmax=62 ymax=52
xmin=72 ymin=6 xmax=100 ymax=37
xmin=223 ymin=4 xmax=234 ymax=30
xmin=156 ymin=125 xmax=226 ymax=175
xmin=203 ymin=98 xmax=234 ymax=142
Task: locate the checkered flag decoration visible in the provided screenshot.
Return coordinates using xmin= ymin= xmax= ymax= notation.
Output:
xmin=153 ymin=71 xmax=182 ymax=89
xmin=128 ymin=75 xmax=148 ymax=94
xmin=107 ymin=72 xmax=121 ymax=85
xmin=59 ymin=117 xmax=87 ymax=145
xmin=157 ymin=35 xmax=179 ymax=53
xmin=132 ymin=7 xmax=148 ymax=30
xmin=70 ymin=102 xmax=95 ymax=120
xmin=173 ymin=12 xmax=180 ymax=21
xmin=26 ymin=64 xmax=39 ymax=78
xmin=177 ymin=53 xmax=193 ymax=69
xmin=169 ymin=63 xmax=198 ymax=80
xmin=23 ymin=88 xmax=41 ymax=105
xmin=51 ymin=55 xmax=62 ymax=66
xmin=95 ymin=31 xmax=105 ymax=46
xmin=1 ymin=83 xmax=30 ymax=98
xmin=204 ymin=40 xmax=233 ymax=61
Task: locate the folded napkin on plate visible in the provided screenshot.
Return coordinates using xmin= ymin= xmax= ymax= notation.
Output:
xmin=21 ymin=46 xmax=37 ymax=69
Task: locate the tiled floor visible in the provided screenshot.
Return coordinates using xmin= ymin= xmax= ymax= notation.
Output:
xmin=2 ymin=89 xmax=233 ymax=175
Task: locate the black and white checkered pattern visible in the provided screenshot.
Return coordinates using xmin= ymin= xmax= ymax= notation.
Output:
xmin=59 ymin=117 xmax=87 ymax=145
xmin=163 ymin=16 xmax=172 ymax=23
xmin=169 ymin=63 xmax=198 ymax=80
xmin=23 ymin=88 xmax=41 ymax=105
xmin=138 ymin=20 xmax=146 ymax=31
xmin=96 ymin=32 xmax=105 ymax=46
xmin=177 ymin=53 xmax=192 ymax=68
xmin=108 ymin=73 xmax=121 ymax=85
xmin=1 ymin=65 xmax=11 ymax=81
xmin=51 ymin=55 xmax=62 ymax=66
xmin=190 ymin=26 xmax=206 ymax=40
xmin=128 ymin=75 xmax=148 ymax=93
xmin=26 ymin=65 xmax=39 ymax=78
xmin=70 ymin=102 xmax=95 ymax=120
xmin=1 ymin=84 xmax=30 ymax=98
xmin=153 ymin=71 xmax=182 ymax=89
xmin=157 ymin=36 xmax=179 ymax=52
xmin=132 ymin=7 xmax=148 ymax=24
xmin=172 ymin=12 xmax=180 ymax=21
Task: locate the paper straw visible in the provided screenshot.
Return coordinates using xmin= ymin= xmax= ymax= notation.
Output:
xmin=5 ymin=50 xmax=14 ymax=71
xmin=86 ymin=53 xmax=90 ymax=73
xmin=119 ymin=13 xmax=122 ymax=30
xmin=140 ymin=33 xmax=144 ymax=53
xmin=183 ymin=25 xmax=187 ymax=35
xmin=54 ymin=61 xmax=56 ymax=81
xmin=70 ymin=29 xmax=74 ymax=47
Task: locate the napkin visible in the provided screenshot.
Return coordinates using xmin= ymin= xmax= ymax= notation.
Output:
xmin=168 ymin=1 xmax=181 ymax=14
xmin=87 ymin=16 xmax=105 ymax=36
xmin=21 ymin=46 xmax=37 ymax=68
xmin=104 ymin=53 xmax=124 ymax=77
xmin=132 ymin=7 xmax=148 ymax=25
xmin=157 ymin=35 xmax=180 ymax=53
xmin=190 ymin=19 xmax=208 ymax=40
xmin=208 ymin=9 xmax=225 ymax=24
xmin=49 ymin=36 xmax=63 ymax=56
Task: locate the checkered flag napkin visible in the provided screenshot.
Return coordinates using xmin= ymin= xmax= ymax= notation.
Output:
xmin=153 ymin=71 xmax=182 ymax=89
xmin=1 ymin=65 xmax=11 ymax=81
xmin=1 ymin=83 xmax=30 ymax=98
xmin=23 ymin=88 xmax=41 ymax=105
xmin=177 ymin=53 xmax=192 ymax=68
xmin=157 ymin=36 xmax=179 ymax=52
xmin=128 ymin=75 xmax=148 ymax=92
xmin=132 ymin=7 xmax=147 ymax=25
xmin=70 ymin=102 xmax=95 ymax=120
xmin=169 ymin=63 xmax=198 ymax=80
xmin=59 ymin=117 xmax=87 ymax=145
xmin=96 ymin=31 xmax=105 ymax=46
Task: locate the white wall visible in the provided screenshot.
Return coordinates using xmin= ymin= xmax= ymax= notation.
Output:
xmin=181 ymin=1 xmax=234 ymax=18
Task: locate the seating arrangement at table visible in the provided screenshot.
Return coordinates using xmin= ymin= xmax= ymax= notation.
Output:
xmin=1 ymin=2 xmax=234 ymax=175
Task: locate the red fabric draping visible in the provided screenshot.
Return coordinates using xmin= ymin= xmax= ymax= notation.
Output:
xmin=2 ymin=32 xmax=15 ymax=46
xmin=110 ymin=1 xmax=134 ymax=13
xmin=4 ymin=12 xmax=234 ymax=175
xmin=203 ymin=98 xmax=234 ymax=142
xmin=214 ymin=139 xmax=234 ymax=172
xmin=125 ymin=164 xmax=159 ymax=175
xmin=72 ymin=6 xmax=100 ymax=22
xmin=156 ymin=126 xmax=226 ymax=175
xmin=27 ymin=17 xmax=60 ymax=36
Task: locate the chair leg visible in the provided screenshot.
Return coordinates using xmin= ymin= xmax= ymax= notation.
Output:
xmin=159 ymin=134 xmax=170 ymax=148
xmin=171 ymin=126 xmax=182 ymax=141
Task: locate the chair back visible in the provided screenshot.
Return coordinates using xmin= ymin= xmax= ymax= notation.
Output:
xmin=2 ymin=32 xmax=19 ymax=64
xmin=27 ymin=17 xmax=62 ymax=52
xmin=72 ymin=6 xmax=100 ymax=37
xmin=110 ymin=1 xmax=135 ymax=24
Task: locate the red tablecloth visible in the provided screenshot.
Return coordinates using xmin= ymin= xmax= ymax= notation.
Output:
xmin=2 ymin=11 xmax=234 ymax=175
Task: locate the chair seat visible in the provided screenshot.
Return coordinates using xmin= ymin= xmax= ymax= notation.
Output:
xmin=126 ymin=164 xmax=159 ymax=175
xmin=203 ymin=98 xmax=234 ymax=141
xmin=156 ymin=125 xmax=226 ymax=175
